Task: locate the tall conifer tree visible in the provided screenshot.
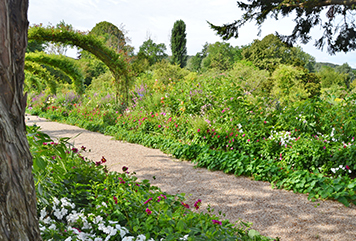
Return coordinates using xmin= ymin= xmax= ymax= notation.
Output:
xmin=170 ymin=20 xmax=187 ymax=68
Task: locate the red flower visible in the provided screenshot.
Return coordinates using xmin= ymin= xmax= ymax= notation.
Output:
xmin=101 ymin=156 xmax=107 ymax=163
xmin=113 ymin=196 xmax=118 ymax=204
xmin=346 ymin=165 xmax=350 ymax=170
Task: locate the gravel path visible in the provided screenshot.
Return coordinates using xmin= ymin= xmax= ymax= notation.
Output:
xmin=26 ymin=114 xmax=356 ymax=241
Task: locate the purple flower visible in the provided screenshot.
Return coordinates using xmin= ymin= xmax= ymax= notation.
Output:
xmin=144 ymin=198 xmax=153 ymax=204
xmin=122 ymin=166 xmax=128 ymax=172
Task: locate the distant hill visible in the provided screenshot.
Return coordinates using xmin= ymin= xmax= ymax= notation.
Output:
xmin=315 ymin=62 xmax=356 ymax=72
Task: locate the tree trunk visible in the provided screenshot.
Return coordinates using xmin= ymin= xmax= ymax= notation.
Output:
xmin=0 ymin=0 xmax=42 ymax=240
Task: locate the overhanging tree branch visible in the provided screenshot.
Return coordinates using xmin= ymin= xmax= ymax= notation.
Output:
xmin=209 ymin=0 xmax=356 ymax=54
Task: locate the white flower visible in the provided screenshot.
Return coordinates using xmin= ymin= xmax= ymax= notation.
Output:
xmin=136 ymin=234 xmax=146 ymax=241
xmin=101 ymin=202 xmax=108 ymax=208
xmin=117 ymin=226 xmax=129 ymax=238
xmin=42 ymin=216 xmax=52 ymax=224
xmin=94 ymin=215 xmax=104 ymax=224
xmin=180 ymin=234 xmax=189 ymax=240
xmin=53 ymin=197 xmax=60 ymax=205
xmin=40 ymin=208 xmax=47 ymax=220
xmin=122 ymin=237 xmax=135 ymax=241
xmin=54 ymin=207 xmax=68 ymax=220
xmin=48 ymin=224 xmax=56 ymax=230
xmin=64 ymin=237 xmax=72 ymax=241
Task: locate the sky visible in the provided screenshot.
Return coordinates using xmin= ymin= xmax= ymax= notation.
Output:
xmin=28 ymin=0 xmax=356 ymax=68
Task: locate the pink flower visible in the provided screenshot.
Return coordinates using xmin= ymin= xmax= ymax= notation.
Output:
xmin=212 ymin=220 xmax=222 ymax=225
xmin=323 ymin=146 xmax=326 ymax=149
xmin=145 ymin=208 xmax=152 ymax=215
xmin=194 ymin=199 xmax=202 ymax=210
xmin=346 ymin=165 xmax=350 ymax=170
xmin=197 ymin=129 xmax=200 ymax=132
xmin=144 ymin=198 xmax=152 ymax=204
xmin=181 ymin=202 xmax=190 ymax=209
xmin=158 ymin=125 xmax=161 ymax=128
xmin=113 ymin=196 xmax=118 ymax=204
xmin=157 ymin=196 xmax=161 ymax=202
xmin=247 ymin=139 xmax=250 ymax=142
xmin=160 ymin=194 xmax=167 ymax=199
xmin=242 ymin=134 xmax=245 ymax=137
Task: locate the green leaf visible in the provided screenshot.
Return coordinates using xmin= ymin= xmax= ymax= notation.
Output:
xmin=337 ymin=197 xmax=350 ymax=207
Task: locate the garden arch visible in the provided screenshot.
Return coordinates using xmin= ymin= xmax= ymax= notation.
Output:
xmin=25 ymin=52 xmax=85 ymax=94
xmin=28 ymin=25 xmax=131 ymax=105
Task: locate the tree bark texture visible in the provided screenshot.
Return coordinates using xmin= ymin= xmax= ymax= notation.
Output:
xmin=0 ymin=0 xmax=42 ymax=240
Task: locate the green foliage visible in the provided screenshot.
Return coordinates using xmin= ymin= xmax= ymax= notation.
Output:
xmin=25 ymin=61 xmax=57 ymax=94
xmin=170 ymin=20 xmax=187 ymax=68
xmin=228 ymin=61 xmax=271 ymax=97
xmin=152 ymin=60 xmax=190 ymax=86
xmin=294 ymin=46 xmax=316 ymax=73
xmin=201 ymin=42 xmax=243 ymax=71
xmin=242 ymin=34 xmax=298 ymax=73
xmin=26 ymin=39 xmax=46 ymax=53
xmin=186 ymin=43 xmax=208 ymax=72
xmin=76 ymin=57 xmax=109 ymax=86
xmin=137 ymin=38 xmax=168 ymax=66
xmin=25 ymin=52 xmax=85 ymax=94
xmin=271 ymin=65 xmax=311 ymax=105
xmin=317 ymin=66 xmax=347 ymax=89
xmin=90 ymin=21 xmax=126 ymax=51
xmin=24 ymin=71 xmax=43 ymax=93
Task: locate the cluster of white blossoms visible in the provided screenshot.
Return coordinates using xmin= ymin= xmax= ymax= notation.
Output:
xmin=331 ymin=165 xmax=352 ymax=174
xmin=268 ymin=130 xmax=294 ymax=147
xmin=39 ymin=197 xmax=158 ymax=241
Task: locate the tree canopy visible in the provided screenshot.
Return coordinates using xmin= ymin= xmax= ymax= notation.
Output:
xmin=209 ymin=0 xmax=356 ymax=54
xmin=170 ymin=20 xmax=187 ymax=68
xmin=90 ymin=21 xmax=126 ymax=51
xmin=137 ymin=38 xmax=168 ymax=66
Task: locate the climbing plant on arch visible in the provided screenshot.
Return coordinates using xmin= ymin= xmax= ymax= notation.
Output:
xmin=24 ymin=61 xmax=58 ymax=94
xmin=28 ymin=24 xmax=132 ymax=106
xmin=25 ymin=52 xmax=85 ymax=94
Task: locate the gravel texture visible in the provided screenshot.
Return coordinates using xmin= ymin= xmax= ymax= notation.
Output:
xmin=26 ymin=114 xmax=356 ymax=241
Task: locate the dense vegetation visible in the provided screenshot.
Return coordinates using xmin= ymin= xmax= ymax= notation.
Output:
xmin=26 ymin=21 xmax=356 ymax=240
